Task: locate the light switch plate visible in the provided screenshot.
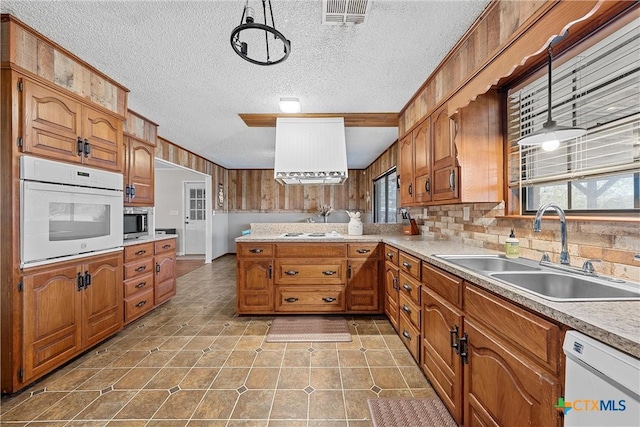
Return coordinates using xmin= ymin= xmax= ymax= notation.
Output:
xmin=463 ymin=206 xmax=470 ymax=221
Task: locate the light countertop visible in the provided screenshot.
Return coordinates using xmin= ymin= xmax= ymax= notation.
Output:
xmin=123 ymin=234 xmax=178 ymax=247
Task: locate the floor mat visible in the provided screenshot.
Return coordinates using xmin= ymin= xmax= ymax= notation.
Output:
xmin=265 ymin=316 xmax=352 ymax=342
xmin=367 ymin=397 xmax=457 ymax=427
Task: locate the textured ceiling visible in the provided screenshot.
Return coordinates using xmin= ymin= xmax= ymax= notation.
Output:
xmin=2 ymin=0 xmax=491 ymax=169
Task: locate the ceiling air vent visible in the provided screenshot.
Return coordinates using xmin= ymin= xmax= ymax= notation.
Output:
xmin=322 ymin=0 xmax=371 ymax=25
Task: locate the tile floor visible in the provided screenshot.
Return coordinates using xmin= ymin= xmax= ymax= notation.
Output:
xmin=1 ymin=255 xmax=437 ymax=426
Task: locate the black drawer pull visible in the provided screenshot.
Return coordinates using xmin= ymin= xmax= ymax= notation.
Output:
xmin=135 ymin=300 xmax=147 ymax=308
xmin=356 ymin=249 xmax=371 ymax=254
xmin=284 ymin=270 xmax=299 ymax=276
xmin=322 ymin=270 xmax=337 ymax=276
xmin=135 ymin=266 xmax=146 ymax=272
xmin=402 ymin=304 xmax=411 ymax=314
xmin=135 ymin=282 xmax=147 ymax=289
xmin=284 ymin=297 xmax=298 ymax=303
xmin=249 ymin=248 xmax=263 ymax=254
xmin=402 ymin=283 xmax=412 ymax=292
xmin=402 ymin=261 xmax=412 ymax=269
xmin=135 ymin=249 xmax=146 ymax=256
xmin=162 ymin=244 xmax=171 ymax=249
xmin=450 ymin=324 xmax=460 ymax=354
xmin=323 ymin=297 xmax=336 ymax=302
xmin=402 ymin=330 xmax=412 ymax=340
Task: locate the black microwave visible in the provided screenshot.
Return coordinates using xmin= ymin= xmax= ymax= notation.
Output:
xmin=123 ymin=208 xmax=149 ymax=239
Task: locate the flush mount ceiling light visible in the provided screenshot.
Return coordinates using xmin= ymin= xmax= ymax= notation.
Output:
xmin=518 ymin=33 xmax=587 ymax=151
xmin=230 ymin=0 xmax=291 ymax=66
xmin=279 ymin=98 xmax=300 ymax=113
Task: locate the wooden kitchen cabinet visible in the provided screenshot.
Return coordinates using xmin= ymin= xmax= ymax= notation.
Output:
xmin=154 ymin=238 xmax=177 ymax=306
xmin=237 ymin=243 xmax=274 ymax=313
xmin=400 ymin=119 xmax=432 ymax=205
xmin=431 ymin=105 xmax=459 ymax=202
xmin=399 ymin=134 xmax=415 ymax=205
xmin=22 ymin=252 xmax=122 ymax=384
xmin=384 ymin=245 xmax=400 ymax=331
xmin=22 ymin=77 xmax=123 ymax=172
xmin=123 ymin=110 xmax=158 ymax=206
xmin=347 ymin=243 xmax=381 ymax=312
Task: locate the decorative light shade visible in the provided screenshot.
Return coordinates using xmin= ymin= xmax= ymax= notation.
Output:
xmin=230 ymin=0 xmax=291 ymax=66
xmin=518 ymin=42 xmax=586 ymax=149
xmin=279 ymin=98 xmax=300 ymax=113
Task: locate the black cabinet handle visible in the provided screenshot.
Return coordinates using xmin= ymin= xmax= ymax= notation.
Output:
xmin=347 ymin=265 xmax=352 ymax=279
xmin=459 ymin=333 xmax=469 ymax=364
xmin=408 ymin=183 xmax=413 ymax=195
xmin=130 ymin=185 xmax=136 ymax=198
xmin=402 ymin=330 xmax=412 ymax=340
xmin=284 ymin=270 xmax=298 ymax=276
xmin=156 ymin=263 xmax=160 ymax=273
xmin=125 ymin=185 xmax=131 ymax=197
xmin=135 ymin=281 xmax=147 ymax=289
xmin=402 ymin=304 xmax=411 ymax=314
xmin=402 ymin=283 xmax=412 ymax=292
xmin=284 ymin=297 xmax=298 ymax=303
xmin=425 ymin=178 xmax=431 ymax=194
xmin=402 ymin=261 xmax=412 ymax=269
xmin=322 ymin=270 xmax=336 ymax=276
xmin=77 ymin=137 xmax=84 ymax=156
xmin=356 ymin=249 xmax=370 ymax=254
xmin=268 ymin=265 xmax=273 ymax=279
xmin=83 ymin=139 xmax=91 ymax=157
xmin=449 ymin=170 xmax=456 ymax=190
xmin=323 ymin=297 xmax=336 ymax=303
xmin=135 ymin=250 xmax=146 ymax=256
xmin=77 ymin=272 xmax=84 ymax=291
xmin=393 ymin=276 xmax=399 ymax=290
xmin=450 ymin=324 xmax=460 ymax=354
xmin=135 ymin=266 xmax=146 ymax=272
xmin=84 ymin=271 xmax=91 ymax=288
xmin=135 ymin=300 xmax=147 ymax=308
xmin=163 ymin=244 xmax=171 ymax=249
xmin=249 ymin=248 xmax=263 ymax=254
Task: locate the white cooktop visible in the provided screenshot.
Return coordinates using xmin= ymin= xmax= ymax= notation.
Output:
xmin=277 ymin=232 xmax=343 ymax=238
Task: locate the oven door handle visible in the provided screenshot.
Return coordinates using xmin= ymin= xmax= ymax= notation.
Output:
xmin=22 ymin=180 xmax=124 ymax=198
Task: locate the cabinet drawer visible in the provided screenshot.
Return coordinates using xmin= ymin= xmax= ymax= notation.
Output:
xmin=124 ymin=242 xmax=154 ymax=263
xmin=275 ymin=260 xmax=346 ymax=284
xmin=238 ymin=243 xmax=274 ymax=257
xmin=123 ymin=272 xmax=153 ymax=297
xmin=275 ymin=243 xmax=346 ymax=258
xmin=347 ymin=243 xmax=380 ymax=258
xmin=399 ymin=272 xmax=422 ymax=306
xmin=275 ymin=286 xmax=345 ymax=312
xmin=155 ymin=238 xmax=176 ymax=254
xmin=399 ymin=314 xmax=420 ymax=362
xmin=384 ymin=245 xmax=399 ymax=266
xmin=399 ymin=292 xmax=421 ymax=330
xmin=399 ymin=252 xmax=421 ymax=280
xmin=124 ymin=288 xmax=154 ymax=323
xmin=124 ymin=258 xmax=154 ymax=279
xmin=464 ymin=284 xmax=561 ymax=374
xmin=422 ymin=263 xmax=463 ymax=308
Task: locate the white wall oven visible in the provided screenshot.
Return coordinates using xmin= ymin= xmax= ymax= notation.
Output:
xmin=20 ymin=156 xmax=124 ymax=267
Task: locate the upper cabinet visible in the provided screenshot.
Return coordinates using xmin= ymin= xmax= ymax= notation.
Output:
xmin=124 ymin=110 xmax=158 ymax=206
xmin=398 ymin=91 xmax=503 ymax=207
xmin=21 ymin=78 xmax=123 ymax=172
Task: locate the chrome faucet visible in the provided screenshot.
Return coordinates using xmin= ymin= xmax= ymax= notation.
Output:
xmin=533 ymin=202 xmax=569 ymax=265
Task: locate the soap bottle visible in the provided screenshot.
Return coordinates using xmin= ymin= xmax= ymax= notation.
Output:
xmin=505 ymin=229 xmax=520 ymax=258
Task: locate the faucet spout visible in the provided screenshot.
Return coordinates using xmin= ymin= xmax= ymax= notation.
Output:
xmin=533 ymin=202 xmax=569 ymax=265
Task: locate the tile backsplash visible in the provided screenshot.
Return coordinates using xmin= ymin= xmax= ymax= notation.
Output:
xmin=410 ymin=203 xmax=640 ymax=280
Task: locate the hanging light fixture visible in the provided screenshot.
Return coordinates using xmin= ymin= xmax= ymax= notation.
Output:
xmin=230 ymin=0 xmax=291 ymax=66
xmin=518 ymin=35 xmax=586 ymax=151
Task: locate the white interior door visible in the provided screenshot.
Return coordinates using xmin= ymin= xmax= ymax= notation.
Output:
xmin=184 ymin=182 xmax=206 ymax=255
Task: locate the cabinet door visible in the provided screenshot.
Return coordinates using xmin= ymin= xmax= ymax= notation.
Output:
xmin=384 ymin=261 xmax=399 ymax=330
xmin=155 ymin=252 xmax=177 ymax=305
xmin=413 ymin=119 xmax=432 ymax=203
xmin=432 ymin=106 xmax=459 ymax=202
xmin=347 ymin=259 xmax=380 ymax=312
xmin=81 ymin=107 xmax=123 ymax=172
xmin=22 ymin=264 xmax=83 ymax=382
xmin=399 ymin=134 xmax=415 ymax=205
xmin=22 ymin=79 xmax=83 ymax=162
xmin=125 ymin=137 xmax=155 ymax=206
xmin=237 ymin=260 xmax=273 ymax=312
xmin=463 ymin=319 xmax=561 ymax=427
xmin=82 ymin=254 xmax=123 ymax=347
xmin=421 ymin=287 xmax=463 ymax=424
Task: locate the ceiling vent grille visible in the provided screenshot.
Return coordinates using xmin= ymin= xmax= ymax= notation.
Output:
xmin=322 ymin=0 xmax=371 ymax=25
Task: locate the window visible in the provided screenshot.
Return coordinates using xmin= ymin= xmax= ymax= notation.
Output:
xmin=374 ymin=168 xmax=397 ymax=223
xmin=507 ymin=19 xmax=639 ymax=214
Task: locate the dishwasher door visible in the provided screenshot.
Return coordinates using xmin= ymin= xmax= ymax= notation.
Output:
xmin=563 ymin=331 xmax=640 ymax=427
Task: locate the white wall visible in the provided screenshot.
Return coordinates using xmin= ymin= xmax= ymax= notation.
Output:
xmin=212 ymin=211 xmax=229 ymax=259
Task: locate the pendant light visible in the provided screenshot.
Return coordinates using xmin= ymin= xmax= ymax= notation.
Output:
xmin=230 ymin=0 xmax=291 ymax=66
xmin=518 ymin=36 xmax=586 ymax=150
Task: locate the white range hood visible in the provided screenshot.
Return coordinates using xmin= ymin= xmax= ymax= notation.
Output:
xmin=274 ymin=117 xmax=348 ymax=185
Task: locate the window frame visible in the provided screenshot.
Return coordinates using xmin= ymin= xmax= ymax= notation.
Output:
xmin=373 ymin=167 xmax=397 ymax=224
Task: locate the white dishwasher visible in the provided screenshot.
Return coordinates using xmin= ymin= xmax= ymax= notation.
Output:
xmin=563 ymin=331 xmax=640 ymax=427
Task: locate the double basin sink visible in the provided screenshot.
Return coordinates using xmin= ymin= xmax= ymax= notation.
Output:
xmin=435 ymin=255 xmax=640 ymax=302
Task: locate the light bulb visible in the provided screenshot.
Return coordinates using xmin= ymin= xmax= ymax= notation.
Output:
xmin=542 ymin=138 xmax=560 ymax=151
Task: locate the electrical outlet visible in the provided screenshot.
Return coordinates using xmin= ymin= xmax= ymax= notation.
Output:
xmin=463 ymin=206 xmax=470 ymax=221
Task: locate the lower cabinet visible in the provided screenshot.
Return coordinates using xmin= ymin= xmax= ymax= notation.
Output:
xmin=22 ymin=252 xmax=122 ymax=384
xmin=154 ymin=239 xmax=176 ymax=305
xmin=384 ymin=258 xmax=400 ymax=331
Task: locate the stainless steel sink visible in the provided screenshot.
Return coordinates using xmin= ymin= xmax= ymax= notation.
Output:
xmin=436 ymin=255 xmax=541 ymax=272
xmin=488 ymin=272 xmax=640 ymax=302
